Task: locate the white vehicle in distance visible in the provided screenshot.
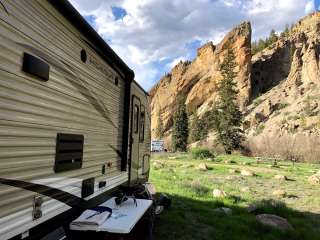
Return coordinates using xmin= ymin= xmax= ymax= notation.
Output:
xmin=151 ymin=140 xmax=165 ymax=152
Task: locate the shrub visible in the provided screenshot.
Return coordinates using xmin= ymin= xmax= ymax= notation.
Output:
xmin=253 ymin=98 xmax=263 ymax=107
xmin=288 ymin=115 xmax=300 ymax=121
xmin=277 ymin=102 xmax=289 ymax=110
xmin=244 ymin=134 xmax=320 ymax=163
xmin=190 ymin=148 xmax=214 ymax=160
xmin=255 ymin=124 xmax=265 ymax=135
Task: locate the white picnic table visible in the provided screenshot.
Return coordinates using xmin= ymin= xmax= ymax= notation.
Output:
xmin=70 ymin=197 xmax=153 ymax=234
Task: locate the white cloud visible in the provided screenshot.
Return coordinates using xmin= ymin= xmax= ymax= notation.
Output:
xmin=69 ymin=0 xmax=313 ymax=90
xmin=305 ymin=0 xmax=315 ymax=13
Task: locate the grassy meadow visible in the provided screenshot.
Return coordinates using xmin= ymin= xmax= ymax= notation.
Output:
xmin=150 ymin=153 xmax=320 ymax=240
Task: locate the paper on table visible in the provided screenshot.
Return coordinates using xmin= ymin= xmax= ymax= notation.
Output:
xmin=70 ymin=197 xmax=153 ymax=233
xmin=70 ymin=209 xmax=111 ymax=231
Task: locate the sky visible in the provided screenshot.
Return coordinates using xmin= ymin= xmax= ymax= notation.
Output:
xmin=69 ymin=0 xmax=319 ymax=91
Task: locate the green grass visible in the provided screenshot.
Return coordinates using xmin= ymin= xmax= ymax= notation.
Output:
xmin=150 ymin=153 xmax=320 ymax=240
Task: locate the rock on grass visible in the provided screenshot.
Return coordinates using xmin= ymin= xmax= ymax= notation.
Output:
xmin=246 ymin=203 xmax=258 ymax=213
xmin=272 ymin=190 xmax=287 ymax=198
xmin=241 ymin=186 xmax=250 ymax=192
xmin=241 ymin=170 xmax=255 ymax=176
xmin=256 ymin=214 xmax=293 ymax=231
xmin=153 ymin=161 xmax=164 ymax=170
xmin=274 ymin=175 xmax=288 ymax=181
xmin=198 ymin=163 xmax=208 ymax=171
xmin=213 ymin=189 xmax=227 ymax=198
xmin=308 ymin=175 xmax=320 ymax=185
xmin=214 ymin=207 xmax=232 ymax=215
xmin=229 ymin=169 xmax=240 ymax=174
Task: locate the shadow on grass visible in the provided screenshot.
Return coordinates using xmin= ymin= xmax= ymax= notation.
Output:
xmin=154 ymin=194 xmax=320 ymax=240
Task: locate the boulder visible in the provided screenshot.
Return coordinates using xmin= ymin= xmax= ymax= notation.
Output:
xmin=214 ymin=207 xmax=232 ymax=215
xmin=153 ymin=161 xmax=164 ymax=170
xmin=274 ymin=175 xmax=288 ymax=181
xmin=250 ymin=112 xmax=266 ymax=126
xmin=241 ymin=170 xmax=255 ymax=176
xmin=228 ymin=169 xmax=240 ymax=174
xmin=256 ymin=214 xmax=293 ymax=231
xmin=263 ymin=99 xmax=275 ymax=116
xmin=246 ymin=204 xmax=258 ymax=213
xmin=213 ymin=189 xmax=227 ymax=198
xmin=198 ymin=163 xmax=209 ymax=171
xmin=241 ymin=162 xmax=251 ymax=166
xmin=272 ymin=190 xmax=287 ymax=198
xmin=241 ymin=186 xmax=250 ymax=192
xmin=308 ymin=175 xmax=320 ymax=184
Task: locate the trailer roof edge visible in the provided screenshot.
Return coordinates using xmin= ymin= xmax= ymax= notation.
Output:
xmin=48 ymin=0 xmax=135 ymax=82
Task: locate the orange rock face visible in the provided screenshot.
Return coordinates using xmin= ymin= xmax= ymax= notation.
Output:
xmin=149 ymin=22 xmax=252 ymax=141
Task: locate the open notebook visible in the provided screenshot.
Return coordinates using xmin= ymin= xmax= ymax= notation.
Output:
xmin=70 ymin=206 xmax=112 ymax=231
xmin=70 ymin=197 xmax=153 ymax=233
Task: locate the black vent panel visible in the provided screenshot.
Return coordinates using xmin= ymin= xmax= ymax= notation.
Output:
xmin=22 ymin=53 xmax=50 ymax=81
xmin=54 ymin=133 xmax=84 ymax=173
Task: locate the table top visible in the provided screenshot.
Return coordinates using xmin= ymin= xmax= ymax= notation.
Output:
xmin=97 ymin=197 xmax=153 ymax=234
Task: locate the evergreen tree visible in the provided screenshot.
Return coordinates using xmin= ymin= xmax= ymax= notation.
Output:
xmin=172 ymin=97 xmax=189 ymax=152
xmin=268 ymin=29 xmax=278 ymax=45
xmin=281 ymin=24 xmax=290 ymax=38
xmin=156 ymin=109 xmax=164 ymax=139
xmin=212 ymin=47 xmax=244 ymax=154
xmin=190 ymin=111 xmax=208 ymax=142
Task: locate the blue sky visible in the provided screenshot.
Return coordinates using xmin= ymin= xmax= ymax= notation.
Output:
xmin=71 ymin=0 xmax=317 ymax=91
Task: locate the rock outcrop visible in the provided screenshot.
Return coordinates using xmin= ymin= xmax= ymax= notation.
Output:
xmin=251 ymin=12 xmax=320 ymax=99
xmin=149 ymin=22 xmax=252 ymax=141
xmin=150 ymin=12 xmax=320 ymax=149
xmin=246 ymin=12 xmax=320 ymax=139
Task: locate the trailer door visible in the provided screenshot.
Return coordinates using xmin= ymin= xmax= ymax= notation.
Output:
xmin=130 ymin=96 xmax=140 ymax=182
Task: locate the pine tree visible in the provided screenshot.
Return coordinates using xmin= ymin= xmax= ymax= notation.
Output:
xmin=267 ymin=29 xmax=278 ymax=46
xmin=190 ymin=111 xmax=208 ymax=142
xmin=212 ymin=47 xmax=244 ymax=154
xmin=172 ymin=97 xmax=189 ymax=152
xmin=156 ymin=109 xmax=164 ymax=139
xmin=281 ymin=24 xmax=290 ymax=38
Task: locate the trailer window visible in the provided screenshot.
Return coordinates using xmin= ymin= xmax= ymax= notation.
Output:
xmin=140 ymin=106 xmax=145 ymax=142
xmin=134 ymin=104 xmax=139 ymax=133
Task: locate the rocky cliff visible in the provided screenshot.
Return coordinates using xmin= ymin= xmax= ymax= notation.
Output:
xmin=150 ymin=12 xmax=320 ymax=149
xmin=246 ymin=12 xmax=320 ymax=137
xmin=150 ymin=21 xmax=252 ymax=143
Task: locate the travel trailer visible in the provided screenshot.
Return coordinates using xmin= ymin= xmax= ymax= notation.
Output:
xmin=0 ymin=0 xmax=151 ymax=239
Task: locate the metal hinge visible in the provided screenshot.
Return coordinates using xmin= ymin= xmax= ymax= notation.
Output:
xmin=32 ymin=195 xmax=43 ymax=220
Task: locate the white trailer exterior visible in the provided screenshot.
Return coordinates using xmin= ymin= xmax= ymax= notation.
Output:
xmin=0 ymin=1 xmax=150 ymax=239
